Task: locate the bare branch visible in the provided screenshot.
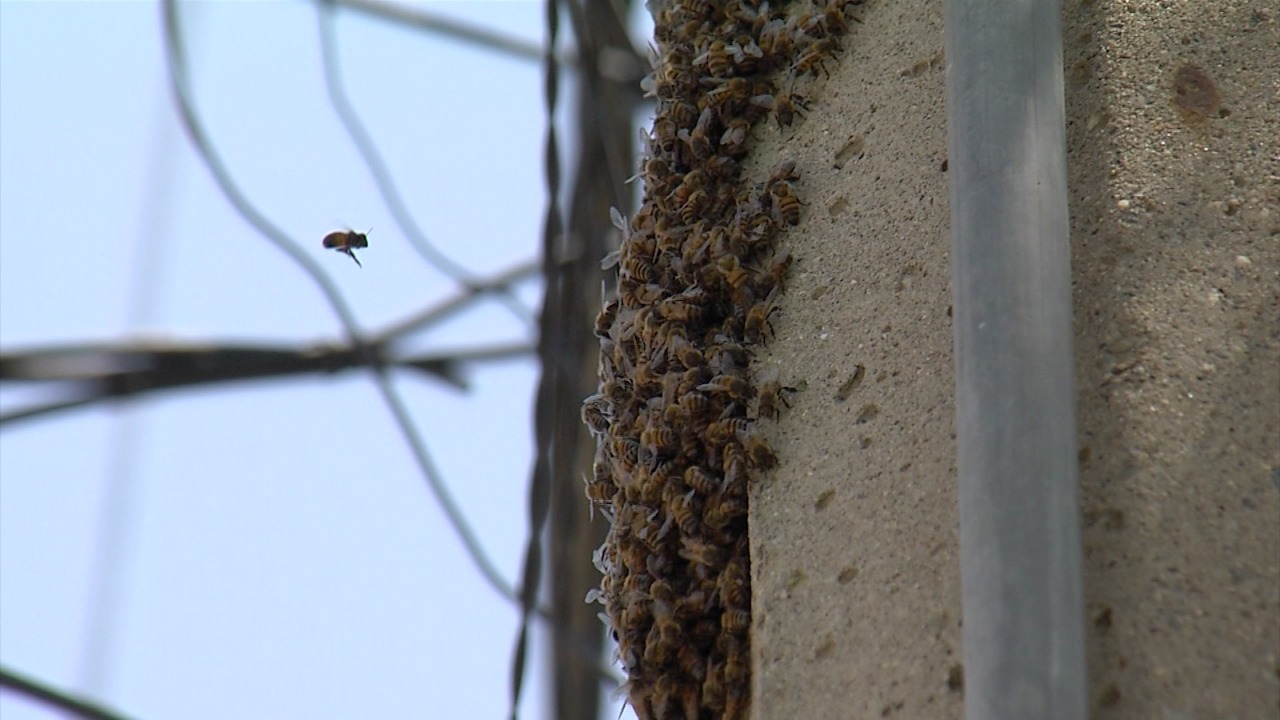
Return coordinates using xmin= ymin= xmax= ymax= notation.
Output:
xmin=0 ymin=665 xmax=137 ymax=720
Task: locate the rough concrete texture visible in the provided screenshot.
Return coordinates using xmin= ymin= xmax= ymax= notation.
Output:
xmin=747 ymin=0 xmax=1278 ymax=718
xmin=1064 ymin=0 xmax=1279 ymax=716
xmin=747 ymin=1 xmax=960 ymax=718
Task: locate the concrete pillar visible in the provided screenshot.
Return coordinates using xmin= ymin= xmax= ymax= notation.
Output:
xmin=748 ymin=1 xmax=1277 ymax=718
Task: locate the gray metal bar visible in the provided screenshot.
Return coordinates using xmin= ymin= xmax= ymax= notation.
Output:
xmin=943 ymin=1 xmax=1087 ymax=719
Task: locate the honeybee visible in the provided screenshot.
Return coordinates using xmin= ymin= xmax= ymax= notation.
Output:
xmin=722 ymin=608 xmax=751 ymax=634
xmin=769 ymin=159 xmax=799 ymax=185
xmin=707 ymin=416 xmax=753 ymax=445
xmin=757 ymin=250 xmax=794 ymax=293
xmin=685 ymin=465 xmax=719 ymax=495
xmin=323 ymin=229 xmax=369 ymax=266
xmin=681 ymin=535 xmax=724 ymax=567
xmin=703 ymin=77 xmax=750 ymax=110
xmin=758 ymin=18 xmax=793 ymax=58
xmin=695 ymin=39 xmax=731 ymax=77
xmin=744 ymin=289 xmax=780 ymax=344
xmin=670 ymin=492 xmax=700 ymax=535
xmin=728 ymin=38 xmax=765 ymax=74
xmin=591 ymin=298 xmax=616 ymax=340
xmin=756 ymin=376 xmax=797 ymax=421
xmin=679 ymin=188 xmax=710 ymax=224
xmin=719 ymin=118 xmax=750 ymax=155
xmin=773 ymin=91 xmax=810 ymax=127
xmin=640 ymin=423 xmax=679 ymax=454
xmin=745 ymin=434 xmax=778 ymax=470
xmin=584 ymin=476 xmax=617 ymax=506
xmin=697 ymin=374 xmax=755 ymax=402
xmin=678 ymin=390 xmax=710 ymax=417
xmin=793 ymin=38 xmax=836 ymax=78
xmin=581 ymin=393 xmax=613 ymax=435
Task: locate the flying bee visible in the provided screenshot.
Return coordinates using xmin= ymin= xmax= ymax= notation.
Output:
xmin=323 ymin=229 xmax=369 ymax=266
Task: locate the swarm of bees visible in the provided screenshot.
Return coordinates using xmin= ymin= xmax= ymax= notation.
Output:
xmin=583 ymin=2 xmax=854 ymax=718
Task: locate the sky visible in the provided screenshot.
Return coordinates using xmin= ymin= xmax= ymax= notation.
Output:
xmin=0 ymin=2 xmax=642 ymax=718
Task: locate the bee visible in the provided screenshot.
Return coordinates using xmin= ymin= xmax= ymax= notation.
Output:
xmin=679 ymin=188 xmax=710 ymax=224
xmin=621 ymin=255 xmax=655 ymax=283
xmin=757 ymin=250 xmax=794 ymax=293
xmin=728 ymin=37 xmax=765 ymax=74
xmin=584 ymin=476 xmax=617 ymax=506
xmin=697 ymin=373 xmax=755 ymax=402
xmin=657 ymin=296 xmax=704 ymax=325
xmin=722 ymin=608 xmax=751 ymax=634
xmin=703 ymin=77 xmax=750 ymax=111
xmin=640 ymin=423 xmax=679 ymax=454
xmin=610 ymin=436 xmax=640 ymax=469
xmin=670 ymin=491 xmax=700 ymax=536
xmin=758 ymin=17 xmax=794 ymax=59
xmin=756 ymin=376 xmax=797 ymax=421
xmin=769 ymin=158 xmax=800 ymax=185
xmin=595 ymin=298 xmax=619 ymax=341
xmin=707 ymin=416 xmax=753 ymax=445
xmin=705 ymin=492 xmax=747 ymax=530
xmin=669 ymin=333 xmax=705 ymax=369
xmin=679 ymin=536 xmax=724 ymax=568
xmin=722 ymin=636 xmax=749 ymax=686
xmin=720 ymin=556 xmax=749 ymax=608
xmin=745 ymin=434 xmax=778 ymax=470
xmin=695 ymin=39 xmax=731 ymax=77
xmin=714 ymin=254 xmax=751 ymax=291
xmin=773 ymin=91 xmax=811 ymax=128
xmin=674 ymin=388 xmax=709 ymax=420
xmin=581 ymin=393 xmax=613 ymax=435
xmin=744 ymin=288 xmax=781 ymax=344
xmin=685 ymin=465 xmax=720 ymax=495
xmin=322 ymin=229 xmax=369 ymax=266
xmin=719 ymin=118 xmax=751 ymax=155
xmin=768 ymin=180 xmax=803 ymax=226
xmin=793 ymin=38 xmax=836 ymax=79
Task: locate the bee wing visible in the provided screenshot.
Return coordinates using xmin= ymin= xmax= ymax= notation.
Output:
xmin=609 ymin=206 xmax=628 ymax=233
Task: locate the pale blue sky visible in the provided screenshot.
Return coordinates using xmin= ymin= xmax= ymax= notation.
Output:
xmin=0 ymin=2 xmax=638 ymax=718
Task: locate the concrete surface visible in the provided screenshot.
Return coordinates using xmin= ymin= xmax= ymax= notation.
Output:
xmin=747 ymin=0 xmax=1278 ymax=718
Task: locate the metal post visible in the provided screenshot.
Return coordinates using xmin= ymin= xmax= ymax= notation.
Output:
xmin=944 ymin=1 xmax=1087 ymax=718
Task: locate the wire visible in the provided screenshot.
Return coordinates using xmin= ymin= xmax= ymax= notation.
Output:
xmin=313 ymin=0 xmax=537 ymax=329
xmin=508 ymin=0 xmax=564 ymax=717
xmin=0 ymin=665 xmax=137 ymax=720
xmin=160 ymin=0 xmax=623 ymax=692
xmin=160 ymin=0 xmax=517 ymax=616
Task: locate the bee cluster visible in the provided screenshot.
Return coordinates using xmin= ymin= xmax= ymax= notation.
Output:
xmin=582 ymin=2 xmax=852 ymax=718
